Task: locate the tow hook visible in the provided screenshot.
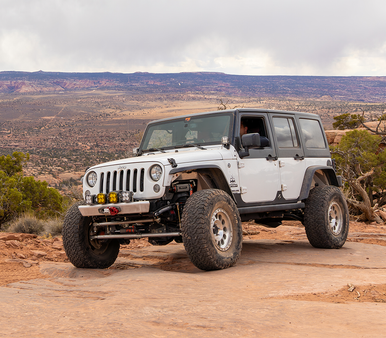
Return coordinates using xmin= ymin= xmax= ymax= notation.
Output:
xmin=98 ymin=206 xmax=121 ymax=216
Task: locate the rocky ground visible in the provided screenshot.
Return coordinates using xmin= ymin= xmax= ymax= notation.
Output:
xmin=2 ymin=220 xmax=386 ymax=337
xmin=1 ymin=220 xmax=386 ymax=302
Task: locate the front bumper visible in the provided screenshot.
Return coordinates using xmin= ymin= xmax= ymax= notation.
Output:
xmin=78 ymin=201 xmax=150 ymax=217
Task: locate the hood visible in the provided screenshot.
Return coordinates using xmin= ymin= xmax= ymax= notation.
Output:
xmin=90 ymin=148 xmax=224 ymax=170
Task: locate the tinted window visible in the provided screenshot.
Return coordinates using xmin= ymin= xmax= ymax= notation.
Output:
xmin=240 ymin=117 xmax=269 ymax=137
xmin=299 ymin=118 xmax=326 ymax=149
xmin=273 ymin=117 xmax=299 ymax=148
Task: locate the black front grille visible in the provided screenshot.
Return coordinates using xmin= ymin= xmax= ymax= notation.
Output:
xmin=99 ymin=168 xmax=145 ymax=194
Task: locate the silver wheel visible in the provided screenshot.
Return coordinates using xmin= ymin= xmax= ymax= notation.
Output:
xmin=328 ymin=201 xmax=343 ymax=235
xmin=304 ymin=185 xmax=349 ymax=249
xmin=211 ymin=208 xmax=233 ymax=251
xmin=182 ymin=189 xmax=242 ymax=270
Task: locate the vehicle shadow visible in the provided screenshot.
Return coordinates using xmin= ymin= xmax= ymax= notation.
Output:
xmin=114 ymin=239 xmax=344 ymax=273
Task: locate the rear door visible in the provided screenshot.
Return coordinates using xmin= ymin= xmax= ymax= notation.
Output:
xmin=271 ymin=114 xmax=306 ymax=200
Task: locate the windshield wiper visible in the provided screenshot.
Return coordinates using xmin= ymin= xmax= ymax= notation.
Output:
xmin=174 ymin=143 xmax=207 ymax=150
xmin=144 ymin=147 xmax=166 ymax=153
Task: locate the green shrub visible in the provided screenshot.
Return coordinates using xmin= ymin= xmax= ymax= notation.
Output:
xmin=0 ymin=152 xmax=65 ymax=228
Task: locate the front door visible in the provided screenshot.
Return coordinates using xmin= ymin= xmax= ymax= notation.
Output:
xmin=237 ymin=113 xmax=281 ymax=203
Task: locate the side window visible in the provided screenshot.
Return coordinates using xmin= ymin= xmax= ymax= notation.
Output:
xmin=273 ymin=117 xmax=299 ymax=148
xmin=240 ymin=117 xmax=269 ymax=138
xmin=299 ymin=119 xmax=326 ymax=149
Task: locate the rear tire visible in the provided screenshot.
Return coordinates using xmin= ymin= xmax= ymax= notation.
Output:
xmin=62 ymin=202 xmax=120 ymax=268
xmin=304 ymin=185 xmax=349 ymax=249
xmin=181 ymin=189 xmax=242 ymax=271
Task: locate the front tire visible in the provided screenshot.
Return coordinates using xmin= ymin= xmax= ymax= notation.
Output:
xmin=181 ymin=189 xmax=242 ymax=271
xmin=304 ymin=185 xmax=349 ymax=249
xmin=62 ymin=202 xmax=120 ymax=268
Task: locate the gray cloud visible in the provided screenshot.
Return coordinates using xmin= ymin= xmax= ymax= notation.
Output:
xmin=1 ymin=0 xmax=386 ymax=75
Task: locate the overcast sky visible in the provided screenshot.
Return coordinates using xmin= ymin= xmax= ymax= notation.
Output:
xmin=1 ymin=0 xmax=386 ymax=76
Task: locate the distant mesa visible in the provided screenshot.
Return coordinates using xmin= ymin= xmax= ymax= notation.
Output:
xmin=0 ymin=71 xmax=386 ymax=102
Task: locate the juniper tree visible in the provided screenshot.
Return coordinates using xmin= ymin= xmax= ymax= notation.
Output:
xmin=331 ymin=130 xmax=386 ymax=222
xmin=0 ymin=152 xmax=64 ymax=227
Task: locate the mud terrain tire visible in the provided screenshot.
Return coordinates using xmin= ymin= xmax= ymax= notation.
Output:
xmin=304 ymin=185 xmax=349 ymax=249
xmin=181 ymin=189 xmax=242 ymax=271
xmin=62 ymin=202 xmax=120 ymax=268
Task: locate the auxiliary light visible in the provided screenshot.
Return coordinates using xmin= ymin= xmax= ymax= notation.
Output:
xmin=97 ymin=193 xmax=106 ymax=204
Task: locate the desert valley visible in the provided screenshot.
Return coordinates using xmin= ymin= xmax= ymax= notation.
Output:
xmin=1 ymin=71 xmax=386 ymax=193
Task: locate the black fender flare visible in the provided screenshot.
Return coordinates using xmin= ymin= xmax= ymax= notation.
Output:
xmin=298 ymin=166 xmax=342 ymax=201
xmin=169 ymin=165 xmax=235 ymax=201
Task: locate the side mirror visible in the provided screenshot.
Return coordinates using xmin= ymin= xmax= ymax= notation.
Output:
xmin=242 ymin=133 xmax=261 ymax=148
xmin=239 ymin=133 xmax=270 ymax=158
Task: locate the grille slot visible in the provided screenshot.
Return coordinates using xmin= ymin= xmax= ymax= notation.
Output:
xmin=100 ymin=173 xmax=104 ymax=193
xmin=140 ymin=169 xmax=145 ymax=192
xmin=106 ymin=172 xmax=111 ymax=194
xmin=113 ymin=171 xmax=117 ymax=191
xmin=126 ymin=169 xmax=131 ymax=191
xmin=119 ymin=170 xmax=124 ymax=190
xmin=133 ymin=169 xmax=137 ymax=192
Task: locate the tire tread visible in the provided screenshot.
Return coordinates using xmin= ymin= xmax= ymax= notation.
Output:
xmin=304 ymin=185 xmax=349 ymax=249
xmin=181 ymin=189 xmax=242 ymax=270
xmin=62 ymin=202 xmax=119 ymax=268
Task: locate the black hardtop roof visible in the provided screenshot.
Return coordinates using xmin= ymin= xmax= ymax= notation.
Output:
xmin=146 ymin=108 xmax=319 ymax=125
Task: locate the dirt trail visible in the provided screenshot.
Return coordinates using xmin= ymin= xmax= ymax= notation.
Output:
xmin=1 ymin=221 xmax=386 ymax=337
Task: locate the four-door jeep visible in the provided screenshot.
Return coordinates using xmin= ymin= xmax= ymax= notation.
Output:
xmin=63 ymin=108 xmax=349 ymax=271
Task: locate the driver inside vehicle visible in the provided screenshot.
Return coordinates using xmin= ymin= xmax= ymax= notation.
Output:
xmin=240 ymin=120 xmax=248 ymax=136
xmin=240 ymin=118 xmax=270 ymax=147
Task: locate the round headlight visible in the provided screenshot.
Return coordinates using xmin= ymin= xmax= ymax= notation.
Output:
xmin=150 ymin=165 xmax=162 ymax=181
xmin=86 ymin=171 xmax=97 ymax=187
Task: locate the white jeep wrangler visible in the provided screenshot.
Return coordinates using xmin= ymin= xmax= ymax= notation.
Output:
xmin=63 ymin=109 xmax=349 ymax=271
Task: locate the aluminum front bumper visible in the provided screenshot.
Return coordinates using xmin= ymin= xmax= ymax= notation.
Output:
xmin=78 ymin=201 xmax=150 ymax=217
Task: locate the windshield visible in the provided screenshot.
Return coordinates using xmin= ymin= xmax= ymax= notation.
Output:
xmin=140 ymin=113 xmax=233 ymax=152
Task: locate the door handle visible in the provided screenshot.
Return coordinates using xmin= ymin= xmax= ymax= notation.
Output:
xmin=294 ymin=154 xmax=305 ymax=160
xmin=266 ymin=154 xmax=278 ymax=161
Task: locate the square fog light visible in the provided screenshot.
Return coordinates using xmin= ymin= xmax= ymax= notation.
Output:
xmin=108 ymin=192 xmax=118 ymax=203
xmin=97 ymin=193 xmax=106 ymax=204
xmin=85 ymin=194 xmax=94 ymax=205
xmin=120 ymin=191 xmax=133 ymax=203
